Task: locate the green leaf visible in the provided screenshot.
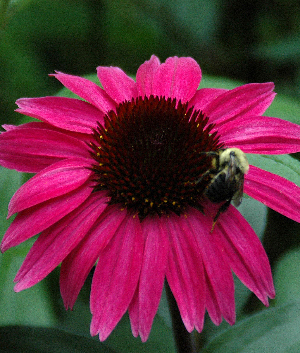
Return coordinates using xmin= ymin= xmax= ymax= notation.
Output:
xmin=0 ymin=166 xmax=22 ymax=236
xmin=104 ymin=313 xmax=175 ymax=353
xmin=202 ymin=302 xmax=300 ymax=353
xmin=273 ymin=249 xmax=300 ymax=305
xmin=238 ymin=197 xmax=267 ymax=240
xmin=0 ymin=250 xmax=56 ymax=327
xmin=53 ymin=280 xmax=175 ymax=352
xmin=201 ymin=274 xmax=256 ymax=342
xmin=247 ymin=154 xmax=300 ymax=187
xmin=157 ymin=286 xmax=172 ymax=329
xmin=201 ymin=75 xmax=244 ymax=90
xmin=265 ymin=94 xmax=300 ymax=125
xmin=0 ymin=326 xmax=115 ymax=353
xmin=0 ymin=167 xmax=55 ymax=327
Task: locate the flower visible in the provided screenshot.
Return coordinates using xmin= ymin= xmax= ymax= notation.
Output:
xmin=1 ymin=55 xmax=300 ymax=342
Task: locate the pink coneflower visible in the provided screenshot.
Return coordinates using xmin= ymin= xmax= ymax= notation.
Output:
xmin=1 ymin=55 xmax=300 ymax=342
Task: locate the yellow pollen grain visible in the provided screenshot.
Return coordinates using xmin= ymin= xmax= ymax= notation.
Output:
xmin=150 ymin=202 xmax=154 ymax=207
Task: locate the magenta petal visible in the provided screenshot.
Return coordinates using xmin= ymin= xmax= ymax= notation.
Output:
xmin=187 ymin=208 xmax=235 ymax=326
xmin=97 ymin=66 xmax=138 ymax=103
xmin=136 ymin=55 xmax=161 ymax=97
xmin=128 ymin=288 xmax=140 ymax=338
xmin=2 ymin=124 xmax=17 ymax=131
xmin=219 ymin=115 xmax=300 ymax=154
xmin=204 ymin=271 xmax=223 ymax=325
xmin=152 ymin=57 xmax=202 ymax=102
xmin=205 ymin=82 xmax=275 ymax=125
xmin=8 ymin=158 xmax=92 ymax=217
xmin=13 ymin=192 xmax=108 ymax=292
xmin=0 ymin=122 xmax=91 ymax=173
xmin=52 ymin=72 xmax=116 ymax=113
xmin=16 ymin=97 xmax=104 ymax=133
xmin=165 ymin=214 xmax=206 ymax=332
xmin=215 ymin=206 xmax=275 ymax=304
xmin=60 ymin=205 xmax=127 ymax=309
xmin=245 ymin=165 xmax=300 ymax=223
xmin=90 ymin=215 xmax=144 ymax=341
xmin=128 ymin=216 xmax=169 ymax=342
xmin=188 ymin=88 xmax=228 ymax=111
xmin=0 ymin=182 xmax=92 ymax=252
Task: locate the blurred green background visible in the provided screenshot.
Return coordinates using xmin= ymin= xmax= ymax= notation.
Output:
xmin=2 ymin=0 xmax=300 ymax=126
xmin=2 ymin=0 xmax=300 ymax=351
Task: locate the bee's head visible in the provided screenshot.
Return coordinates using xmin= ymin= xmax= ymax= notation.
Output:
xmin=219 ymin=148 xmax=249 ymax=174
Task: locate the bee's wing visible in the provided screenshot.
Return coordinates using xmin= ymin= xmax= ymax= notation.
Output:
xmin=232 ymin=174 xmax=244 ymax=207
xmin=225 ymin=154 xmax=237 ymax=183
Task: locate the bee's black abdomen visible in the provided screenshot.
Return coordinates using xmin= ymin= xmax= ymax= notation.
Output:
xmin=205 ymin=173 xmax=236 ymax=203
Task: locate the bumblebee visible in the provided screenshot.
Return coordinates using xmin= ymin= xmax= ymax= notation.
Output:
xmin=198 ymin=148 xmax=249 ymax=229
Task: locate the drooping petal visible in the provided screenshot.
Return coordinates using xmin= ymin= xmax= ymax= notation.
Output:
xmin=215 ymin=206 xmax=275 ymax=305
xmin=128 ymin=288 xmax=140 ymax=338
xmin=136 ymin=55 xmax=161 ymax=97
xmin=175 ymin=214 xmax=207 ymax=332
xmin=16 ymin=97 xmax=104 ymax=133
xmin=90 ymin=215 xmax=144 ymax=341
xmin=188 ymin=88 xmax=228 ymax=111
xmin=165 ymin=213 xmax=206 ymax=332
xmin=219 ymin=115 xmax=300 ymax=154
xmin=244 ymin=165 xmax=300 ymax=223
xmin=152 ymin=57 xmax=202 ymax=102
xmin=60 ymin=205 xmax=127 ymax=309
xmin=52 ymin=72 xmax=116 ymax=113
xmin=128 ymin=216 xmax=169 ymax=342
xmin=97 ymin=66 xmax=138 ymax=103
xmin=0 ymin=122 xmax=91 ymax=173
xmin=8 ymin=158 xmax=92 ymax=217
xmin=13 ymin=192 xmax=108 ymax=292
xmin=0 ymin=182 xmax=92 ymax=252
xmin=186 ymin=208 xmax=235 ymax=326
xmin=205 ymin=82 xmax=275 ymax=125
xmin=204 ymin=271 xmax=223 ymax=326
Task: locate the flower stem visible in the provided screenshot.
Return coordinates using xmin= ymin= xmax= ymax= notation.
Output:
xmin=165 ymin=282 xmax=197 ymax=353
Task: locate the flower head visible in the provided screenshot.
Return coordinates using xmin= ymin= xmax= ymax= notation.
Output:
xmin=2 ymin=55 xmax=300 ymax=341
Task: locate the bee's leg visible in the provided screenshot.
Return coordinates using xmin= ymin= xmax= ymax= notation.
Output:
xmin=194 ymin=169 xmax=212 ymax=185
xmin=210 ymin=199 xmax=231 ymax=233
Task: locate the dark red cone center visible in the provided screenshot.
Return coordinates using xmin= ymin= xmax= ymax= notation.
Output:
xmin=90 ymin=95 xmax=223 ymax=219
